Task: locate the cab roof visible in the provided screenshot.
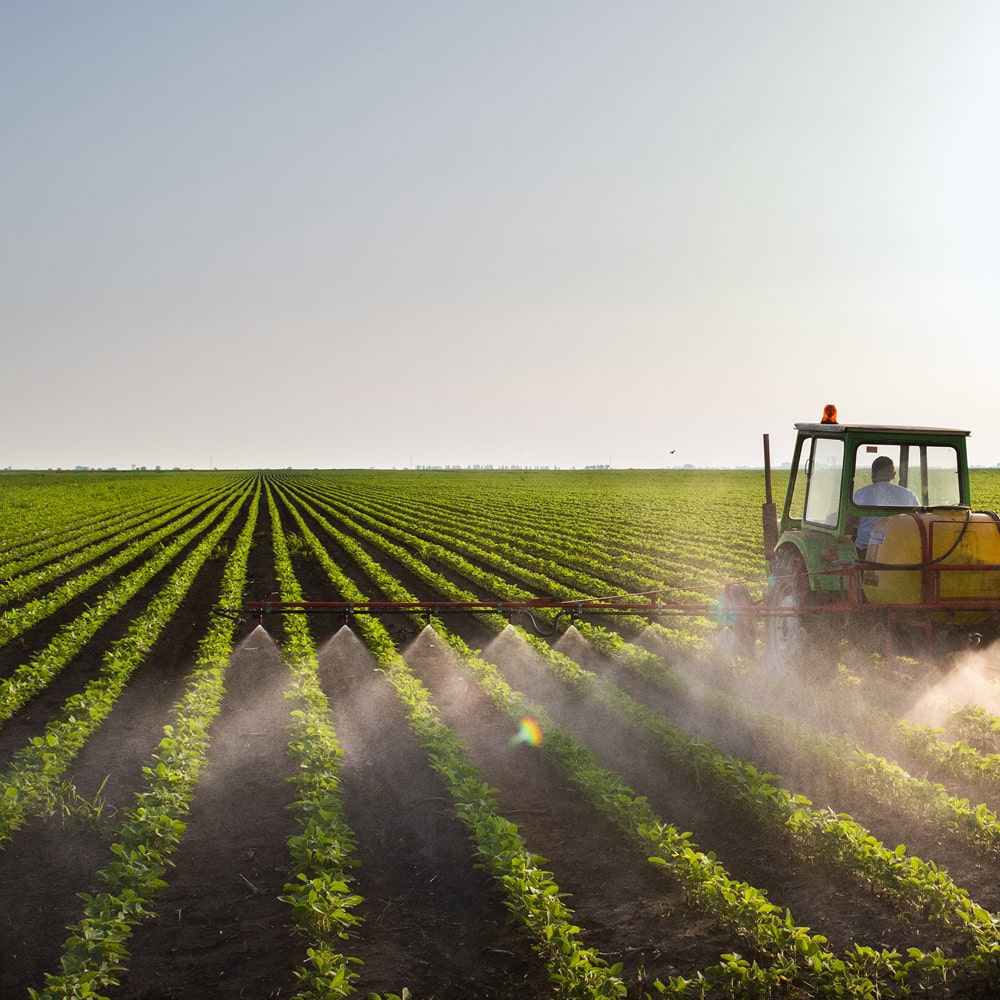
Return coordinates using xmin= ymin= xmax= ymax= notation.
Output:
xmin=795 ymin=423 xmax=970 ymax=436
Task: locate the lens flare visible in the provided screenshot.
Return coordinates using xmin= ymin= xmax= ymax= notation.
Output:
xmin=511 ymin=717 xmax=543 ymax=746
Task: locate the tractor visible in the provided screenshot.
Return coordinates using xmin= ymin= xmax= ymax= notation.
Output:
xmin=761 ymin=408 xmax=1000 ymax=672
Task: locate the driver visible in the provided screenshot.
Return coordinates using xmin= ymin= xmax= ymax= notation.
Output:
xmin=853 ymin=456 xmax=919 ymax=553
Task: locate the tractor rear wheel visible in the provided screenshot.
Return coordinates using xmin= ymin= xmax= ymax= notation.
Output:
xmin=765 ymin=548 xmax=811 ymax=674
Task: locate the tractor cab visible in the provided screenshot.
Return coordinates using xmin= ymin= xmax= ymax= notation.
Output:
xmin=760 ymin=411 xmax=1000 ymax=671
xmin=772 ymin=420 xmax=971 ymax=593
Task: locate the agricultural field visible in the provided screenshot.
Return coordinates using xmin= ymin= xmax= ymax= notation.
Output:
xmin=5 ymin=467 xmax=1000 ymax=998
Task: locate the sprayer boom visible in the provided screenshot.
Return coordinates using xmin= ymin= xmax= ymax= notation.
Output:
xmin=218 ymin=592 xmax=721 ymax=625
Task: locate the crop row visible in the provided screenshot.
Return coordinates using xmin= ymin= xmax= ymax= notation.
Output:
xmin=256 ymin=482 xmax=364 ymax=999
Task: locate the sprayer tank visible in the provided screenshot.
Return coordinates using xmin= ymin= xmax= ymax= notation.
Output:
xmin=862 ymin=509 xmax=1000 ymax=608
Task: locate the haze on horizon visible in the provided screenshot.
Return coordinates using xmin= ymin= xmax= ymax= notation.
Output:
xmin=5 ymin=3 xmax=1000 ymax=473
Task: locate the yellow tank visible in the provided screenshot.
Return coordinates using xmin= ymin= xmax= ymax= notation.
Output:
xmin=862 ymin=509 xmax=1000 ymax=610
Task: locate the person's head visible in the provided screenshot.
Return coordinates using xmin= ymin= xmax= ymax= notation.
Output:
xmin=871 ymin=456 xmax=895 ymax=482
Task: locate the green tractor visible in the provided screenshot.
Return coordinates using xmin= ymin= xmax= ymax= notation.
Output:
xmin=761 ymin=409 xmax=1000 ymax=672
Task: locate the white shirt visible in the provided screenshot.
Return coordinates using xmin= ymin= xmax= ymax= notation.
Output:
xmin=853 ymin=480 xmax=920 ymax=550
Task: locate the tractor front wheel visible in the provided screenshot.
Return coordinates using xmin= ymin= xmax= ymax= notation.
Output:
xmin=765 ymin=548 xmax=811 ymax=675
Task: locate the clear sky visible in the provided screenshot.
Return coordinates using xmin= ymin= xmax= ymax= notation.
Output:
xmin=4 ymin=2 xmax=1000 ymax=470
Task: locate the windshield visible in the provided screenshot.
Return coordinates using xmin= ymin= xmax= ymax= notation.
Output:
xmin=852 ymin=442 xmax=961 ymax=507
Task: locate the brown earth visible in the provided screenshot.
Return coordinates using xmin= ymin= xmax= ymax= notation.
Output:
xmin=2 ymin=491 xmax=1000 ymax=997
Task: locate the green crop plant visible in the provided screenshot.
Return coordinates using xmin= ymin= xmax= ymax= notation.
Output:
xmin=50 ymin=775 xmax=115 ymax=830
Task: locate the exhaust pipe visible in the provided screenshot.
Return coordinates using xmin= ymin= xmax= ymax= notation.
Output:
xmin=762 ymin=433 xmax=778 ymax=563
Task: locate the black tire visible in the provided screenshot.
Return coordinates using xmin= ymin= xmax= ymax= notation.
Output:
xmin=765 ymin=548 xmax=810 ymax=675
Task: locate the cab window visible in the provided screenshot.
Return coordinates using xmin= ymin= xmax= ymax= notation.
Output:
xmin=852 ymin=443 xmax=961 ymax=506
xmin=787 ymin=447 xmax=808 ymax=521
xmin=804 ymin=437 xmax=844 ymax=527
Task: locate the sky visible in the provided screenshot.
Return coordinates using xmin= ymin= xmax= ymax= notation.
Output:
xmin=4 ymin=2 xmax=1000 ymax=471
